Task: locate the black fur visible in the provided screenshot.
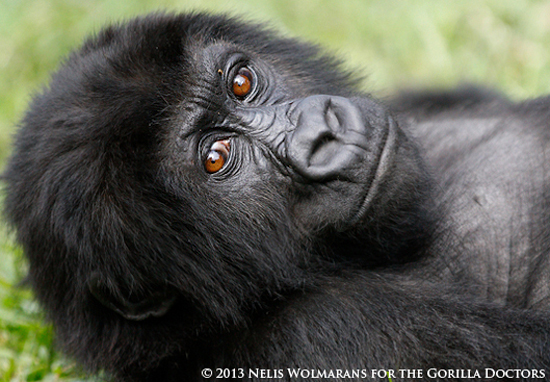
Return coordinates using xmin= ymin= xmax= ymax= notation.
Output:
xmin=4 ymin=12 xmax=550 ymax=381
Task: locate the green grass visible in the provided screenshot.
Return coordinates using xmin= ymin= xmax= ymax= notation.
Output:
xmin=1 ymin=0 xmax=550 ymax=380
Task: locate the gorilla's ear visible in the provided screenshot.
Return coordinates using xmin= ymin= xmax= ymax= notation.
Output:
xmin=88 ymin=272 xmax=177 ymax=321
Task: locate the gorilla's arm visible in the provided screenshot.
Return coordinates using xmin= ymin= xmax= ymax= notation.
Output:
xmin=211 ymin=274 xmax=549 ymax=380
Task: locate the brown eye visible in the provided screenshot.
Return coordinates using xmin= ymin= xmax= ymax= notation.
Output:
xmin=205 ymin=140 xmax=231 ymax=173
xmin=232 ymin=67 xmax=253 ymax=98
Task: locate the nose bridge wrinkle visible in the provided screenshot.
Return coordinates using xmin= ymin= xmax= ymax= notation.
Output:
xmin=234 ymin=102 xmax=296 ymax=159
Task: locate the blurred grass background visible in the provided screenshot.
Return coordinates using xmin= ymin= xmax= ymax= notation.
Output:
xmin=1 ymin=0 xmax=550 ymax=380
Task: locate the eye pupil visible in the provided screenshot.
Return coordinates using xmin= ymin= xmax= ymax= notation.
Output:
xmin=232 ymin=68 xmax=253 ymax=98
xmin=205 ymin=151 xmax=225 ymax=173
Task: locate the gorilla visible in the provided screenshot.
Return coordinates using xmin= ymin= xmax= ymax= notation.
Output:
xmin=4 ymin=12 xmax=550 ymax=382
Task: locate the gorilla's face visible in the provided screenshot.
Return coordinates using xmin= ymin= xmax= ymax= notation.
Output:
xmin=154 ymin=24 xmax=399 ymax=315
xmin=5 ymin=13 xmax=413 ymax=359
xmin=159 ymin=38 xmax=395 ymax=229
xmin=54 ymin=14 xmax=398 ymax=323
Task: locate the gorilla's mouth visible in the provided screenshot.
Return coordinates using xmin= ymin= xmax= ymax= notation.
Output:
xmin=348 ymin=115 xmax=398 ymax=226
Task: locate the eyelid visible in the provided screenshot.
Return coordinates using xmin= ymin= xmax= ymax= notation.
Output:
xmin=210 ymin=139 xmax=231 ymax=157
xmin=201 ymin=135 xmax=231 ymax=159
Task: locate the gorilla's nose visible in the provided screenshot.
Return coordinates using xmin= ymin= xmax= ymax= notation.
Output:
xmin=235 ymin=95 xmax=371 ymax=182
xmin=285 ymin=95 xmax=369 ymax=182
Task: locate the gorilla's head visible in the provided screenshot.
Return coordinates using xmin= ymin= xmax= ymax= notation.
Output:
xmin=4 ymin=13 xmax=430 ymax=374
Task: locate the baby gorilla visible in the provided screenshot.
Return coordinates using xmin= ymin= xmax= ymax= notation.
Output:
xmin=4 ymin=12 xmax=550 ymax=382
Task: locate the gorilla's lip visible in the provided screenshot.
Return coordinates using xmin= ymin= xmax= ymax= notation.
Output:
xmin=348 ymin=115 xmax=398 ymax=226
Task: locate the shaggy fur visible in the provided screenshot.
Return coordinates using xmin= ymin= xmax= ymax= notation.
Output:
xmin=4 ymin=13 xmax=550 ymax=381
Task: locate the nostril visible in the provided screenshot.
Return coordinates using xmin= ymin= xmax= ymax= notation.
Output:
xmin=324 ymin=102 xmax=341 ymax=132
xmin=286 ymin=95 xmax=367 ymax=181
xmin=310 ymin=132 xmax=339 ymax=167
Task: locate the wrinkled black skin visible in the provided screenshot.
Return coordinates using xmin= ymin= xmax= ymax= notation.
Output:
xmin=4 ymin=13 xmax=550 ymax=381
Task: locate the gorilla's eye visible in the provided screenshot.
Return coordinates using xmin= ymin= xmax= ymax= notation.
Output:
xmin=232 ymin=67 xmax=254 ymax=98
xmin=205 ymin=139 xmax=231 ymax=173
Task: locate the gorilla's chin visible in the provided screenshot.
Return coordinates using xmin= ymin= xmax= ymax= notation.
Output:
xmin=348 ymin=114 xmax=398 ymax=227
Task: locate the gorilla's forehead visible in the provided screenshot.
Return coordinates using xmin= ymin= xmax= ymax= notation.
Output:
xmin=74 ymin=13 xmax=354 ymax=102
xmin=81 ymin=13 xmax=279 ymax=69
xmin=190 ymin=42 xmax=249 ymax=73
